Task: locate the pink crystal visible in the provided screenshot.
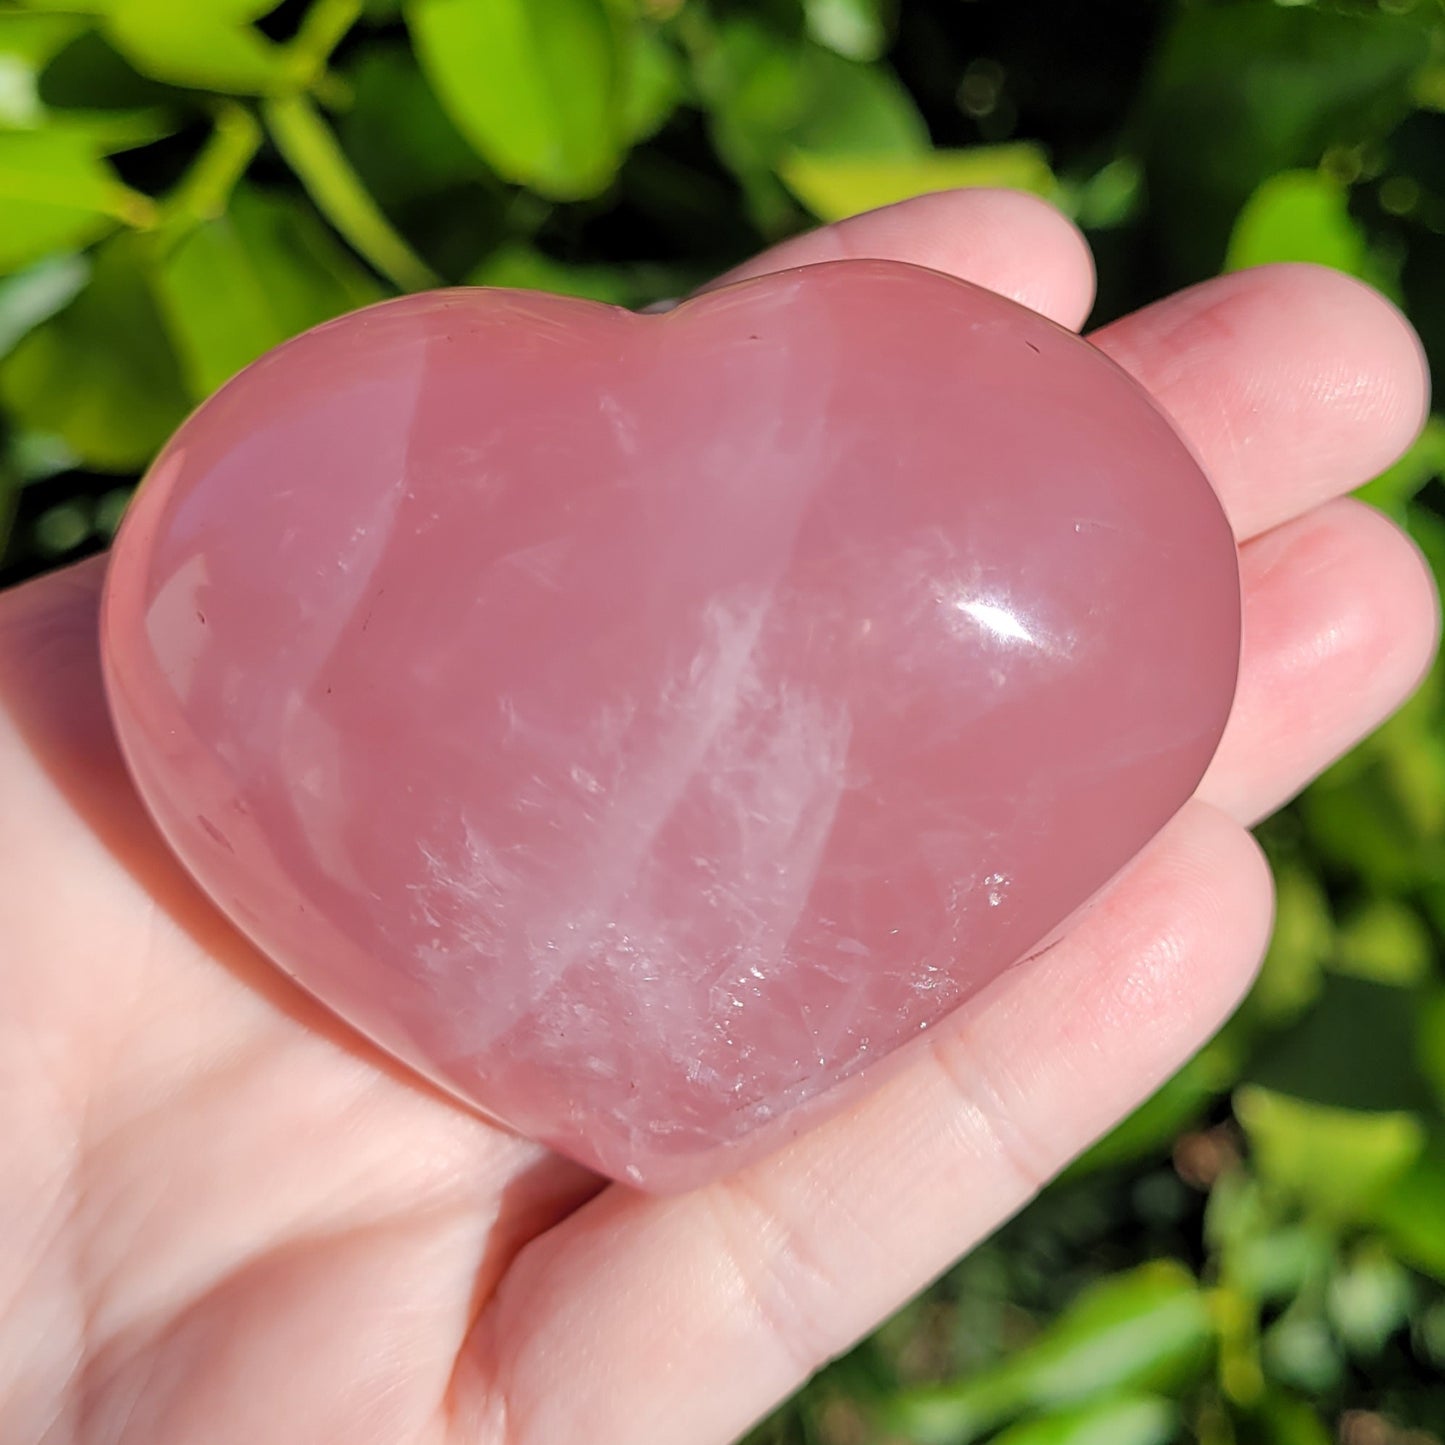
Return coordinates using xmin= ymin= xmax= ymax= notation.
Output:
xmin=100 ymin=260 xmax=1240 ymax=1190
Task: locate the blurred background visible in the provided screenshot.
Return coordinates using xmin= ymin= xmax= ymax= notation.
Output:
xmin=1 ymin=0 xmax=1443 ymax=1440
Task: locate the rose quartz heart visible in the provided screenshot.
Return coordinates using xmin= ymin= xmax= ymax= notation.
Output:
xmin=101 ymin=259 xmax=1239 ymax=1190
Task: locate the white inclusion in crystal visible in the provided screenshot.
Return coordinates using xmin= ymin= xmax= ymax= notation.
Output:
xmin=569 ymin=764 xmax=604 ymax=795
xmin=599 ymin=393 xmax=639 ymax=455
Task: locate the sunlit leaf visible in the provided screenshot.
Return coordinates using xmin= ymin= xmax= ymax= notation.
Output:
xmin=779 ymin=142 xmax=1054 ymax=222
xmin=406 ymin=0 xmax=627 ymax=199
xmin=988 ymin=1396 xmax=1179 ymax=1445
xmin=0 ymin=129 xmax=151 ymax=275
xmin=1332 ymin=900 xmax=1433 ymax=987
xmin=1235 ymin=1086 xmax=1425 ymax=1221
xmin=0 ymin=9 xmax=88 ymax=125
xmin=805 ymin=0 xmax=889 ymax=63
xmin=885 ymin=1263 xmax=1213 ymax=1445
xmin=1261 ymin=1313 xmax=1342 ymax=1395
xmin=0 ymin=9 xmax=88 ymax=68
xmin=102 ymin=0 xmax=298 ymax=93
xmin=1326 ymin=1244 xmax=1414 ymax=1357
xmin=1225 ymin=169 xmax=1370 ymax=277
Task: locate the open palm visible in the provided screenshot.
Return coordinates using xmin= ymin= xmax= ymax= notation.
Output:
xmin=0 ymin=190 xmax=1435 ymax=1445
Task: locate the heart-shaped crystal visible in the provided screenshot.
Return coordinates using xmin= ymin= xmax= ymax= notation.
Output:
xmin=101 ymin=259 xmax=1240 ymax=1190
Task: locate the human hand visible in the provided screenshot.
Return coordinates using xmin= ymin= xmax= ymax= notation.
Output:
xmin=0 ymin=189 xmax=1434 ymax=1445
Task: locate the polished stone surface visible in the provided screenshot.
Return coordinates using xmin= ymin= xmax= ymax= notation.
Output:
xmin=101 ymin=260 xmax=1240 ymax=1190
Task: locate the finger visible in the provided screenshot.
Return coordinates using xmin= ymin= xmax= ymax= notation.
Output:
xmin=1197 ymin=497 xmax=1440 ymax=825
xmin=1090 ymin=263 xmax=1430 ymax=541
xmin=695 ymin=188 xmax=1097 ymax=331
xmin=459 ymin=801 xmax=1272 ymax=1445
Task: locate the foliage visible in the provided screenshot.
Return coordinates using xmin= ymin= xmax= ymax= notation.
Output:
xmin=1 ymin=0 xmax=1444 ymax=1441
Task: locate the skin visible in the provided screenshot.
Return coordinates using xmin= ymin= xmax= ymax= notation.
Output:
xmin=0 ymin=188 xmax=1436 ymax=1445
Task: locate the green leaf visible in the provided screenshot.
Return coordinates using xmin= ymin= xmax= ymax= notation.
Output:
xmin=164 ymin=101 xmax=261 ymax=224
xmin=263 ymin=92 xmax=440 ymax=291
xmin=1370 ymin=1143 xmax=1445 ymax=1283
xmin=289 ymin=0 xmax=363 ymax=78
xmin=1237 ymin=1393 xmax=1335 ymax=1445
xmin=1235 ymin=1086 xmax=1425 ymax=1222
xmin=620 ymin=23 xmax=683 ymax=144
xmin=1332 ymin=900 xmax=1433 ymax=987
xmin=785 ymin=47 xmax=927 ymax=157
xmin=988 ymin=1397 xmax=1179 ymax=1445
xmin=688 ymin=19 xmax=925 ymax=232
xmin=0 ymin=232 xmax=188 ymax=471
xmin=19 ymin=0 xmax=284 ymax=19
xmin=334 ymin=41 xmax=507 ymax=280
xmin=1299 ymin=762 xmax=1445 ymax=893
xmin=0 ymin=129 xmax=151 ymax=275
xmin=1225 ymin=169 xmax=1370 ymax=277
xmin=1260 ymin=1314 xmax=1342 ymax=1396
xmin=101 ymin=0 xmax=299 ymax=94
xmin=779 ymin=142 xmax=1054 ymax=222
xmin=804 ymin=0 xmax=889 ymax=64
xmin=1141 ymin=3 xmax=1430 ymax=281
xmin=1228 ymin=1224 xmax=1333 ymax=1308
xmin=1357 ymin=416 xmax=1445 ymax=518
xmin=1245 ymin=974 xmax=1433 ymax=1115
xmin=1420 ymin=991 xmax=1445 ymax=1114
xmin=1063 ymin=156 xmax=1144 ymax=232
xmin=0 ymin=10 xmax=88 ymax=69
xmin=1245 ymin=861 xmax=1332 ymax=1027
xmin=0 ymin=129 xmax=143 ymax=215
xmin=153 ymin=182 xmax=381 ymax=399
xmin=406 ymin=0 xmax=627 ymax=199
xmin=1326 ymin=1244 xmax=1414 ymax=1357
xmin=339 ymin=42 xmax=493 ymax=207
xmin=885 ymin=1263 xmax=1213 ymax=1445
xmin=0 ymin=251 xmax=88 ymax=358
xmin=701 ymin=24 xmax=928 ymax=160
xmin=34 ymin=28 xmax=179 ymax=150
xmin=0 ymin=10 xmax=88 ymax=125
